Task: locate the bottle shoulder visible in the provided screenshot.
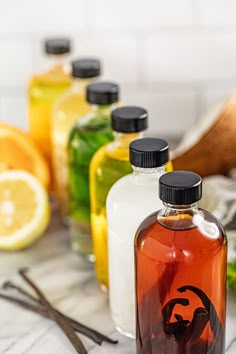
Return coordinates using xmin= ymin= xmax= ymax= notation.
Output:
xmin=135 ymin=208 xmax=227 ymax=262
xmin=68 ymin=112 xmax=94 ymax=137
xmin=29 ymin=69 xmax=71 ymax=88
xmin=53 ymin=91 xmax=89 ymax=122
xmin=90 ymin=142 xmax=131 ymax=169
xmin=54 ymin=89 xmax=84 ymax=106
xmin=107 ymin=173 xmax=160 ymax=203
xmin=90 ymin=145 xmax=108 ymax=166
xmin=70 ymin=112 xmax=112 ymax=137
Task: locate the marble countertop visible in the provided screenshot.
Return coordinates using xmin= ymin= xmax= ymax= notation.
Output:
xmin=0 ymin=212 xmax=236 ymax=354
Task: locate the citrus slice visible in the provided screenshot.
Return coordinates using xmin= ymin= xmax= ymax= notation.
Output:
xmin=0 ymin=122 xmax=50 ymax=189
xmin=0 ymin=170 xmax=50 ymax=250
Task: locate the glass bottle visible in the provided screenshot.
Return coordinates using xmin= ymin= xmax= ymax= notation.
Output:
xmin=28 ymin=38 xmax=71 ymax=187
xmin=52 ymin=58 xmax=101 ymax=220
xmin=68 ymin=82 xmax=119 ymax=260
xmin=90 ymin=106 xmax=148 ymax=291
xmin=135 ymin=171 xmax=227 ymax=354
xmin=107 ymin=138 xmax=169 ymax=338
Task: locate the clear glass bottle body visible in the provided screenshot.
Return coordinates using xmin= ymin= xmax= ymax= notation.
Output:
xmin=106 ymin=165 xmax=166 ymax=337
xmin=28 ymin=55 xmax=71 ymax=186
xmin=135 ymin=204 xmax=227 ymax=354
xmin=68 ymin=104 xmax=115 ymax=260
xmin=90 ymin=132 xmax=144 ymax=290
xmin=52 ymin=78 xmax=93 ymax=219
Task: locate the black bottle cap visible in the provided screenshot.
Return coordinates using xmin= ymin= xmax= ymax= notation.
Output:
xmin=86 ymin=82 xmax=119 ymax=104
xmin=72 ymin=58 xmax=101 ymax=78
xmin=44 ymin=38 xmax=71 ymax=55
xmin=130 ymin=138 xmax=169 ymax=168
xmin=159 ymin=171 xmax=202 ymax=204
xmin=111 ymin=106 xmax=148 ymax=133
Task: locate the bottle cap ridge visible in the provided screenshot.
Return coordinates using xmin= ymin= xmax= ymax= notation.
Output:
xmin=130 ymin=138 xmax=169 ymax=168
xmin=159 ymin=171 xmax=202 ymax=204
xmin=112 ymin=106 xmax=148 ymax=133
xmin=86 ymin=82 xmax=119 ymax=104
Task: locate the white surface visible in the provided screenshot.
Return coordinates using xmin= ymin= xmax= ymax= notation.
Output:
xmin=0 ymin=1 xmax=236 ymax=135
xmin=0 ymin=0 xmax=87 ymax=34
xmin=0 ymin=212 xmax=235 ymax=353
xmin=0 ymin=40 xmax=32 ymax=87
xmin=74 ymin=36 xmax=139 ymax=84
xmin=90 ymin=0 xmax=193 ymax=29
xmin=145 ymin=33 xmax=236 ymax=83
xmin=195 ymin=0 xmax=236 ymax=27
xmin=123 ymin=87 xmax=197 ymax=136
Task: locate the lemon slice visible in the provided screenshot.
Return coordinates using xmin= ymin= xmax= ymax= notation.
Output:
xmin=0 ymin=170 xmax=50 ymax=250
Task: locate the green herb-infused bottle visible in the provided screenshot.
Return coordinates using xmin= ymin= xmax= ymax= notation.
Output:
xmin=68 ymin=82 xmax=119 ymax=260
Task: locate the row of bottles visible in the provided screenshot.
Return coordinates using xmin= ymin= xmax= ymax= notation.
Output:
xmin=27 ymin=38 xmax=227 ymax=354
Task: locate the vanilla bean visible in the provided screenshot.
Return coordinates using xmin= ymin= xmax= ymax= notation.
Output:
xmin=162 ymin=298 xmax=189 ymax=324
xmin=18 ymin=268 xmax=87 ymax=354
xmin=3 ymin=281 xmax=39 ymax=303
xmin=177 ymin=285 xmax=223 ymax=339
xmin=0 ymin=292 xmax=47 ymax=316
xmin=0 ymin=292 xmax=104 ymax=345
xmin=182 ymin=307 xmax=209 ymax=343
xmin=3 ymin=281 xmax=117 ymax=345
xmin=178 ymin=285 xmax=225 ymax=353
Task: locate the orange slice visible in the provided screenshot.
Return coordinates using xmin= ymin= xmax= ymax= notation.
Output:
xmin=0 ymin=122 xmax=50 ymax=189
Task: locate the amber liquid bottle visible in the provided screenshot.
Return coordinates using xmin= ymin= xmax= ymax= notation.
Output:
xmin=135 ymin=171 xmax=227 ymax=354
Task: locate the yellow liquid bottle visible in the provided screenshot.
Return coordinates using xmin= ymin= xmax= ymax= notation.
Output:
xmin=90 ymin=106 xmax=148 ymax=290
xmin=52 ymin=59 xmax=101 ymax=219
xmin=28 ymin=38 xmax=72 ymax=188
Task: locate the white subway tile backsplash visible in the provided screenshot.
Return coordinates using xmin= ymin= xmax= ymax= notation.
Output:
xmin=0 ymin=92 xmax=28 ymax=130
xmin=74 ymin=36 xmax=138 ymax=84
xmin=196 ymin=0 xmax=236 ymax=27
xmin=123 ymin=86 xmax=197 ymax=136
xmin=90 ymin=0 xmax=193 ymax=29
xmin=145 ymin=33 xmax=236 ymax=83
xmin=0 ymin=0 xmax=86 ymax=35
xmin=0 ymin=40 xmax=32 ymax=87
xmin=0 ymin=0 xmax=236 ymax=136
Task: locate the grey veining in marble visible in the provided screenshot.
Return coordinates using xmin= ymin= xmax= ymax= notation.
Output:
xmin=0 ymin=212 xmax=235 ymax=354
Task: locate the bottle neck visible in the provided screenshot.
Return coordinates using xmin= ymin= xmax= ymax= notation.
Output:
xmin=112 ymin=131 xmax=145 ymax=149
xmin=89 ymin=102 xmax=119 ymax=115
xmin=132 ymin=165 xmax=167 ymax=175
xmin=44 ymin=53 xmax=70 ymax=73
xmin=162 ymin=202 xmax=199 ymax=213
xmin=71 ymin=77 xmax=95 ymax=91
xmin=132 ymin=165 xmax=166 ymax=181
xmin=158 ymin=202 xmax=199 ymax=230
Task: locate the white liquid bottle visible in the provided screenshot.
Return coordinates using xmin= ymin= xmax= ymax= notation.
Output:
xmin=107 ymin=137 xmax=169 ymax=338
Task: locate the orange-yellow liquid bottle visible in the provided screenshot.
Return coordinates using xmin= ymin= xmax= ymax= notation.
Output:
xmin=90 ymin=106 xmax=148 ymax=290
xmin=52 ymin=59 xmax=101 ymax=219
xmin=28 ymin=38 xmax=71 ymax=187
xmin=90 ymin=106 xmax=173 ymax=290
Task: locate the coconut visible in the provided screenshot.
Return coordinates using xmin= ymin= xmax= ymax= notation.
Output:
xmin=172 ymin=94 xmax=236 ymax=177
